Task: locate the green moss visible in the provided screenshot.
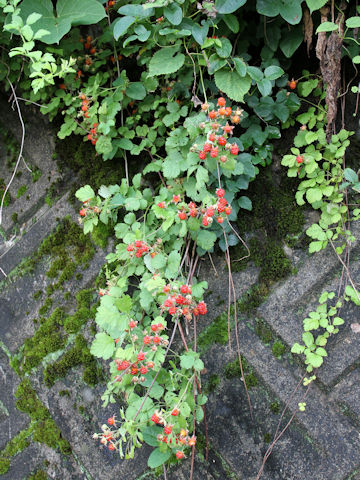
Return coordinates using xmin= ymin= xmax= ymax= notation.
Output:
xmin=46 ymin=258 xmax=63 ymax=278
xmin=237 ymin=284 xmax=269 ymax=314
xmin=272 ymin=340 xmax=286 ymax=358
xmin=14 ymin=379 xmax=71 ymax=455
xmin=33 ymin=290 xmax=42 ymax=301
xmin=33 ymin=419 xmax=71 ymax=454
xmin=64 ymin=291 xmax=71 ymax=301
xmin=224 ymin=356 xmax=249 ymax=379
xmin=245 ymin=373 xmax=258 ymax=388
xmin=0 ymin=457 xmax=10 ymax=474
xmin=16 ymin=185 xmax=27 ymax=198
xmin=44 ymin=335 xmax=100 ymax=387
xmin=11 ymin=212 xmax=18 ymax=223
xmin=38 ymin=298 xmax=53 ymax=316
xmin=21 ymin=308 xmax=65 ymax=373
xmin=0 ymin=178 xmax=11 ymax=207
xmin=256 ymin=239 xmax=292 ymax=284
xmin=31 ymin=167 xmax=42 ymax=183
xmin=59 ymin=390 xmax=70 ymax=397
xmin=205 ymin=374 xmax=220 ymax=393
xmin=198 ymin=311 xmax=229 ymax=351
xmin=90 ymin=221 xmax=113 ymax=248
xmin=264 ymin=433 xmax=272 ymax=443
xmin=270 ymin=401 xmax=280 ymax=414
xmin=76 ymin=288 xmax=94 ymax=308
xmin=75 ymin=272 xmax=83 ymax=281
xmin=64 ymin=307 xmax=89 ymax=334
xmin=255 ymin=318 xmax=273 ymax=344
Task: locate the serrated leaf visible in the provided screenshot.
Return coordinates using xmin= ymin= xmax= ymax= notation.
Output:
xmin=196 ymin=230 xmax=217 ymax=251
xmin=291 ymin=343 xmax=305 ymax=354
xmin=75 ymin=185 xmax=95 ymax=202
xmin=214 ymin=68 xmax=251 ymax=102
xmin=264 ymin=65 xmax=284 ymax=80
xmin=149 ymin=47 xmax=185 ymax=76
xmin=90 ymin=332 xmax=115 ymax=360
xmin=302 ymin=331 xmax=314 ymax=347
xmin=166 ymin=251 xmax=181 ymax=278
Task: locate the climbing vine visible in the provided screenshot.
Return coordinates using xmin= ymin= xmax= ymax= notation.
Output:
xmin=0 ymin=0 xmax=360 ymax=477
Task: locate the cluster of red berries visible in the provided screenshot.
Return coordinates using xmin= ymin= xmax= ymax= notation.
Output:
xmin=127 ymin=240 xmax=156 ymax=258
xmin=113 ymin=320 xmax=167 ymax=383
xmin=87 ymin=122 xmax=99 ymax=145
xmin=79 ymin=93 xmax=92 ymax=119
xmin=195 ymin=97 xmax=243 ymax=164
xmin=150 ymin=411 xmax=196 ymax=459
xmin=164 ymin=189 xmax=231 ymax=226
xmin=79 ymin=199 xmax=100 ymax=218
xmin=93 ymin=421 xmax=117 ymax=451
xmin=161 ymin=283 xmax=207 ymax=320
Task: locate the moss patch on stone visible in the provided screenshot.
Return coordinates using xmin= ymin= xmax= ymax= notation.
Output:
xmin=272 ymin=340 xmax=286 ymax=358
xmin=198 ymin=311 xmax=229 ymax=351
xmin=224 ymin=356 xmax=258 ymax=388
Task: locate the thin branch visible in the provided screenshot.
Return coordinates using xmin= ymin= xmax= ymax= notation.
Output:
xmin=0 ymin=72 xmax=26 ymax=226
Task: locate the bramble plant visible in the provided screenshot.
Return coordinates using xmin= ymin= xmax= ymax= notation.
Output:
xmin=1 ymin=0 xmax=360 ymax=476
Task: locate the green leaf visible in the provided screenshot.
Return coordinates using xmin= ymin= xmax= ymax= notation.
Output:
xmin=257 ymin=0 xmax=302 ymax=24
xmin=214 ymin=68 xmax=251 ymax=102
xmin=306 ymin=352 xmax=323 ymax=368
xmin=147 ymin=447 xmax=171 ymax=468
xmin=233 ymin=57 xmax=247 ymax=76
xmin=90 ymin=332 xmax=115 ymax=360
xmin=302 ymin=331 xmax=314 ymax=347
xmin=257 ymin=78 xmax=272 ymax=96
xmin=113 ymin=16 xmax=135 ymax=40
xmin=279 ymin=26 xmax=303 ymax=57
xmin=303 ymin=317 xmax=319 ymax=331
xmin=291 ymin=343 xmax=305 ymax=354
xmin=166 ymin=251 xmax=181 ymax=278
xmin=126 ymin=82 xmax=146 ymax=100
xmin=75 ymin=185 xmax=95 ymax=202
xmin=247 ymin=66 xmax=263 ymax=82
xmin=238 ymin=196 xmax=252 ymax=210
xmin=149 ymin=47 xmax=185 ymax=76
xmin=309 ymin=241 xmax=324 ymax=253
xmin=196 ymin=230 xmax=217 ymax=251
xmin=152 ymin=253 xmax=167 ymax=270
xmin=164 ymin=3 xmax=182 ymax=25
xmin=333 ymin=317 xmax=344 ymax=326
xmin=306 ymin=223 xmax=326 ymax=240
xmin=264 ymin=65 xmax=284 ymax=80
xmin=306 ymin=188 xmax=322 ymax=204
xmin=305 ymin=0 xmax=327 ymax=14
xmin=215 ymin=38 xmax=233 ymax=58
xmin=215 ymin=0 xmax=246 ymax=14
xmin=346 ymin=17 xmax=360 ymax=29
xmin=344 ymin=168 xmax=358 ymax=183
xmin=143 ymin=426 xmax=163 ymax=447
xmin=316 ymin=21 xmax=338 ymax=33
xmin=192 ymin=23 xmax=209 ymax=45
xmin=222 ymin=13 xmax=240 ymax=33
xmin=117 ymin=295 xmax=132 ymax=313
xmin=19 ymin=0 xmax=106 ymax=44
xmin=316 ymin=347 xmax=327 ymax=357
xmin=96 ymin=136 xmax=112 ymax=155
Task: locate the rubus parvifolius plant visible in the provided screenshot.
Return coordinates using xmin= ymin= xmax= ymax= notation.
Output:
xmin=75 ymin=98 xmax=251 ymax=470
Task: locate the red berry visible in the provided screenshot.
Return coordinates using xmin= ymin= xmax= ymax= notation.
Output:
xmin=209 ymin=110 xmax=217 ymax=119
xmin=206 ymin=207 xmax=214 ymax=217
xmin=230 ymin=144 xmax=239 ymax=155
xmin=208 ymin=133 xmax=216 ymax=142
xmin=224 ymin=206 xmax=231 ymax=215
xmin=171 ymin=408 xmax=179 ymax=416
xmin=151 ymin=324 xmax=158 ymax=332
xmin=216 ymin=188 xmax=225 ymax=198
xmin=79 ymin=208 xmax=86 ymax=217
xmin=193 ymin=307 xmax=199 ymax=316
xmin=217 ymin=216 xmax=224 ymax=224
xmin=231 ymin=115 xmax=241 ymax=124
xmin=108 ymin=443 xmax=115 ymax=451
xmin=210 ymin=148 xmax=218 ymax=158
xmin=220 ymin=155 xmax=227 ymax=163
xmin=188 ymin=436 xmax=196 ymax=447
xmin=143 ymin=335 xmax=152 ymax=344
xmin=198 ymin=151 xmax=207 ymax=160
xmin=140 ymin=366 xmax=148 ymax=375
xmin=129 ymin=320 xmax=136 ymax=329
xmin=202 ymin=216 xmax=209 ymax=227
xmin=151 ymin=413 xmax=160 ymax=423
xmin=81 ymin=105 xmax=88 ymax=112
xmin=164 ymin=299 xmax=173 ymax=307
xmin=164 ymin=425 xmax=173 ymax=435
xmin=157 ymin=201 xmax=165 ymax=208
xmin=169 ymin=306 xmax=177 ymax=315
xmin=218 ymin=136 xmax=227 ymax=146
xmin=176 ymin=451 xmax=184 ymax=459
xmin=147 ymin=361 xmax=155 ymax=369
xmin=173 ymin=195 xmax=180 ymax=203
xmin=288 ymin=79 xmax=297 ymax=90
xmin=180 ymin=285 xmax=188 ymax=294
xmin=225 ymin=107 xmax=232 ymax=116
xmin=127 ymin=244 xmax=134 ymax=251
xmin=137 ymin=352 xmax=145 ymax=361
xmin=107 ymin=417 xmax=115 ymax=425
xmin=152 ymin=335 xmax=161 ymax=344
xmin=178 ymin=211 xmax=187 ymax=220
xmin=218 ymin=107 xmax=226 ymax=116
xmin=296 ymin=155 xmax=303 ymax=164
xmin=134 ymin=240 xmax=142 ymax=248
xmin=219 ymin=198 xmax=227 ymax=206
xmin=217 ymin=97 xmax=226 ymax=107
xmin=203 ymin=143 xmax=212 ymax=153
